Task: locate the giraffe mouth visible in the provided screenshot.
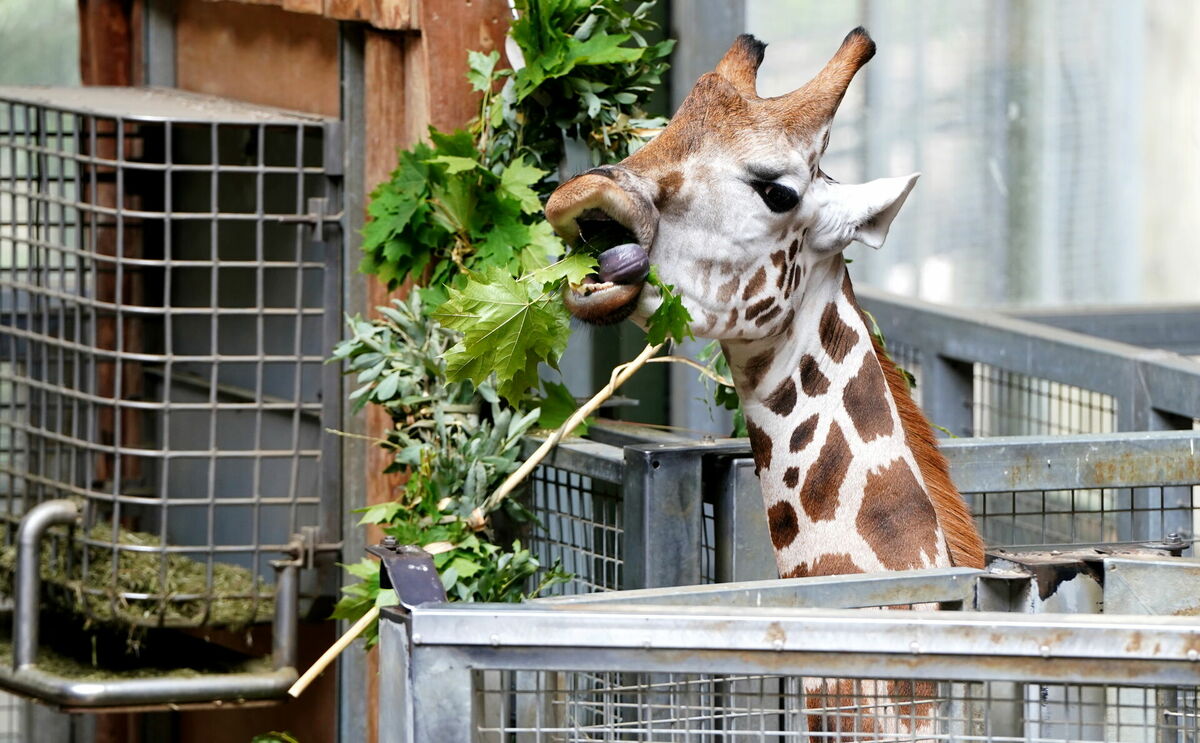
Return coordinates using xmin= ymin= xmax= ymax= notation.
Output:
xmin=562 ymin=211 xmax=648 ymax=325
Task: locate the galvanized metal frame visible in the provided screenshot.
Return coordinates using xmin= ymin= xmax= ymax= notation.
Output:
xmin=378 ymin=559 xmax=1200 ymax=742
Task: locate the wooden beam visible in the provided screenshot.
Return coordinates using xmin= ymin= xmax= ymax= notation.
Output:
xmin=78 ymin=0 xmax=135 ymax=86
xmin=356 ymin=6 xmax=508 ymax=742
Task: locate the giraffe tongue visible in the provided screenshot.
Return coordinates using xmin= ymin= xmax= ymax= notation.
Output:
xmin=595 ymin=243 xmax=649 ymax=285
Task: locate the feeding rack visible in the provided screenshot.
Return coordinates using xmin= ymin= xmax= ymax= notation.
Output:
xmin=0 ymin=86 xmax=342 ymax=708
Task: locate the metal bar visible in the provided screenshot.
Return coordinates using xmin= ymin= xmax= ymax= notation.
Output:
xmin=14 ymin=498 xmax=79 ymax=669
xmin=520 ymin=436 xmax=624 ymax=485
xmin=410 ymin=602 xmax=1200 ymax=662
xmin=0 ymin=667 xmax=298 ymax=709
xmin=533 ymin=567 xmax=980 ymax=608
xmin=378 ymin=612 xmax=413 ymax=743
xmin=859 ymin=286 xmax=1200 ymax=423
xmin=407 ymin=646 xmax=474 ymax=742
xmin=621 ymin=443 xmax=714 ymax=589
xmin=271 ymin=559 xmax=300 ymax=671
xmin=941 ymin=429 xmax=1200 ymax=492
xmin=1009 ymin=305 xmax=1200 ymax=355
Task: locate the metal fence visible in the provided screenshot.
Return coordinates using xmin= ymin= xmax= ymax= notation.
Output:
xmin=858 ymin=288 xmax=1200 ymax=436
xmin=378 ymin=549 xmax=1200 ymax=742
xmin=0 ymin=86 xmax=342 ymax=706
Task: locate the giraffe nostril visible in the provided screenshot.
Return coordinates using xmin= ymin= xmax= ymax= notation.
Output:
xmin=596 ymin=243 xmax=649 ymax=285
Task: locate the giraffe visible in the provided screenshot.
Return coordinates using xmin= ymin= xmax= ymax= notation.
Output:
xmin=546 ymin=29 xmax=985 ymax=736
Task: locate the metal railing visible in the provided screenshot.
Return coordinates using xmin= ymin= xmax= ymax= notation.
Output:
xmin=858 ymin=288 xmax=1200 ymax=435
xmin=378 ymin=548 xmax=1200 ymax=742
xmin=523 ymin=429 xmax=1200 ymax=594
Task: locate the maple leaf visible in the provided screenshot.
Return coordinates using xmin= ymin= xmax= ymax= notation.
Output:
xmin=498 ymin=157 xmax=549 ymax=214
xmin=433 ymin=265 xmax=571 ymax=403
xmin=645 ymin=267 xmax=694 ymax=346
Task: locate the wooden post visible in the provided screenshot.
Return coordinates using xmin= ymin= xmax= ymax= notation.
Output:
xmin=359 ymin=4 xmax=508 ymax=741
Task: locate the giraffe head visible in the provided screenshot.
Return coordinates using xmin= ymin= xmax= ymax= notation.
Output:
xmin=546 ymin=29 xmax=918 ymax=338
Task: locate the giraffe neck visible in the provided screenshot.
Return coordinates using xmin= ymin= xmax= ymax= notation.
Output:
xmin=723 ymin=259 xmax=952 ymax=578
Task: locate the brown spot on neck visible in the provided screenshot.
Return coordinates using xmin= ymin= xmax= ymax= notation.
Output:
xmin=742 ymin=266 xmax=767 ymax=299
xmin=742 ymin=348 xmax=775 ymax=389
xmin=746 ymin=417 xmax=772 ymax=475
xmin=764 ymin=376 xmax=797 ymax=416
xmin=842 ymin=353 xmax=894 ymax=442
xmin=857 ymin=457 xmax=940 ymax=570
xmin=799 ymin=355 xmax=830 ymax=396
xmin=818 ymin=302 xmax=859 ymax=363
xmin=799 ymin=421 xmax=849 ymax=522
xmin=767 ymin=500 xmax=799 ymax=550
xmin=782 ymin=552 xmax=863 ymax=578
xmin=790 ymin=414 xmax=818 ymax=452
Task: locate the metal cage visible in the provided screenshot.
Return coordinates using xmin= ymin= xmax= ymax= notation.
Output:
xmin=376 ymin=547 xmax=1200 ymax=743
xmin=0 ymin=86 xmax=342 ymax=705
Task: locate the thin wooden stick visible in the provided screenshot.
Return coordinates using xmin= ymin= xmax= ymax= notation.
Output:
xmin=469 ymin=342 xmax=663 ymax=526
xmin=288 ymin=605 xmax=380 ymax=698
xmin=644 ymin=355 xmax=733 ymax=387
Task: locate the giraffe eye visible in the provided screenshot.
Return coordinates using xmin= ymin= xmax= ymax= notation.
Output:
xmin=751 ymin=180 xmax=800 ymax=213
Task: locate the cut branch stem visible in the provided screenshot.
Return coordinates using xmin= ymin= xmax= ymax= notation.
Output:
xmin=288 ymin=605 xmax=380 ymax=698
xmin=471 ymin=342 xmax=664 ymax=524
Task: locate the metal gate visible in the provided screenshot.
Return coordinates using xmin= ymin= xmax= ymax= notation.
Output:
xmin=0 ymin=86 xmax=342 ymax=707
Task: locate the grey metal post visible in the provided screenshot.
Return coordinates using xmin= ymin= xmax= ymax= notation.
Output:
xmin=337 ymin=20 xmax=370 ymax=743
xmin=409 ymin=646 xmax=475 ymax=742
xmin=378 ymin=612 xmax=413 ymax=743
xmin=921 ymin=355 xmax=975 ymax=438
xmin=14 ymin=499 xmax=79 ymax=669
xmin=622 ymin=444 xmax=707 ymax=589
xmin=271 ymin=558 xmax=300 ymax=671
xmin=716 ymin=457 xmax=776 ymax=582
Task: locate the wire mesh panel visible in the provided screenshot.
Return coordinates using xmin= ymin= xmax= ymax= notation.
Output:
xmin=473 ymin=670 xmax=1199 ymax=742
xmin=0 ymin=87 xmax=338 ymax=628
xmin=528 ymin=464 xmax=623 ymax=595
xmin=972 ymin=365 xmax=1117 ymax=437
xmin=965 ymin=483 xmax=1196 ymax=549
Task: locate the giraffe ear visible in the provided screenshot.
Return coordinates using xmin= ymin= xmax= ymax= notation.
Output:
xmin=838 ymin=173 xmax=920 ymax=249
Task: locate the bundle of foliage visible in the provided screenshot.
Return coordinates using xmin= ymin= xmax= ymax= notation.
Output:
xmin=357 ymin=0 xmax=688 ymax=409
xmin=337 ymin=0 xmax=688 ymax=638
xmin=331 ymin=296 xmax=568 ymax=643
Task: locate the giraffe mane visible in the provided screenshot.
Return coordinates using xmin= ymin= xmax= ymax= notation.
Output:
xmin=869 ymin=333 xmax=986 ymax=569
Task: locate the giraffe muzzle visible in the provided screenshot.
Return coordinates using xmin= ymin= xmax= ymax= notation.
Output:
xmin=563 ymin=242 xmax=649 ymax=325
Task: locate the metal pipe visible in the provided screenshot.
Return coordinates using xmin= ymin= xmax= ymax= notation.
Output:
xmin=272 ymin=559 xmax=300 ymax=671
xmin=14 ymin=499 xmax=79 ymax=669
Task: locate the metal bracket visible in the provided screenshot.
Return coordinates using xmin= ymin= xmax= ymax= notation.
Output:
xmin=367 ymin=542 xmax=448 ymax=611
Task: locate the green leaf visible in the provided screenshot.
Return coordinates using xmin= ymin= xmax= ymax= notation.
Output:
xmin=428 ymin=155 xmax=482 ymax=174
xmin=357 ymin=501 xmax=403 ymax=525
xmin=467 ymin=50 xmax=500 ymax=92
xmin=433 ymin=265 xmax=570 ymax=403
xmin=538 ymin=380 xmax=591 ymax=435
xmin=645 ymin=267 xmax=695 ymax=346
xmin=498 ymin=157 xmax=548 ymax=214
xmin=526 ymin=252 xmax=597 ymax=289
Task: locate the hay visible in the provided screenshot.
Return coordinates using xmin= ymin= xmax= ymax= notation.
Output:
xmin=0 ymin=523 xmax=274 ymax=631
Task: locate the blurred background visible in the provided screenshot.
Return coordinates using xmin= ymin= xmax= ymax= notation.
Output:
xmin=743 ymin=0 xmax=1200 ymax=308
